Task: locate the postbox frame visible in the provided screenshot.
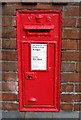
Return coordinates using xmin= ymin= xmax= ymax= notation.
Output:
xmin=17 ymin=10 xmax=62 ymax=112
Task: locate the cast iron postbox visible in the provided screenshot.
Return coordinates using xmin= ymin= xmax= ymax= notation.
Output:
xmin=17 ymin=10 xmax=62 ymax=112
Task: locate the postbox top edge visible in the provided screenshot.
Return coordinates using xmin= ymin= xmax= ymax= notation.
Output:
xmin=17 ymin=10 xmax=62 ymax=14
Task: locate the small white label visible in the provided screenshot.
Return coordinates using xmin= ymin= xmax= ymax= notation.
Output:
xmin=31 ymin=44 xmax=47 ymax=70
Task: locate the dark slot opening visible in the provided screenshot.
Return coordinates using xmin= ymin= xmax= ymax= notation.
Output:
xmin=28 ymin=29 xmax=50 ymax=33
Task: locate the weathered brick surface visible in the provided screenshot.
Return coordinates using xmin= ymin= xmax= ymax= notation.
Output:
xmin=74 ymin=104 xmax=81 ymax=111
xmin=61 ymin=62 xmax=75 ymax=72
xmin=2 ymin=51 xmax=17 ymax=61
xmin=2 ymin=28 xmax=16 ymax=38
xmin=63 ymin=29 xmax=79 ymax=39
xmin=2 ymin=2 xmax=81 ymax=112
xmin=36 ymin=3 xmax=63 ymax=9
xmin=2 ymin=39 xmax=16 ymax=49
xmin=61 ymin=104 xmax=73 ymax=111
xmin=62 ymin=40 xmax=77 ymax=50
xmin=2 ymin=4 xmax=16 ymax=15
xmin=63 ymin=6 xmax=79 ymax=16
xmin=2 ymin=93 xmax=18 ymax=101
xmin=77 ymin=40 xmax=81 ymax=50
xmin=62 ymin=18 xmax=77 ymax=27
xmin=1 ymin=82 xmax=18 ymax=92
xmin=76 ymin=62 xmax=81 ymax=72
xmin=2 ymin=102 xmax=18 ymax=111
xmin=62 ymin=52 xmax=79 ymax=61
xmin=0 ymin=39 xmax=1 ymax=49
xmin=16 ymin=3 xmax=63 ymax=10
xmin=0 ymin=51 xmax=2 ymax=60
xmin=16 ymin=3 xmax=37 ymax=9
xmin=2 ymin=62 xmax=17 ymax=71
xmin=2 ymin=16 xmax=16 ymax=27
xmin=61 ymin=73 xmax=80 ymax=82
xmin=2 ymin=3 xmax=25 ymax=112
xmin=61 ymin=94 xmax=81 ymax=102
xmin=0 ymin=29 xmax=1 ymax=39
xmin=61 ymin=84 xmax=74 ymax=92
xmin=77 ymin=18 xmax=81 ymax=28
xmin=2 ymin=72 xmax=17 ymax=81
xmin=75 ymin=84 xmax=81 ymax=92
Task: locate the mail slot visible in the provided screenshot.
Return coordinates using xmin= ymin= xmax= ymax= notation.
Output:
xmin=17 ymin=10 xmax=62 ymax=112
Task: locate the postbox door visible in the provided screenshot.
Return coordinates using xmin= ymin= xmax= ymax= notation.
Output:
xmin=22 ymin=42 xmax=55 ymax=107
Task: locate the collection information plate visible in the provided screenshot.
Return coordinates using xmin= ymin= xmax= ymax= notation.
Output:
xmin=31 ymin=44 xmax=47 ymax=70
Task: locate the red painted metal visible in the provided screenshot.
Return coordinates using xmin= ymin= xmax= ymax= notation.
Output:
xmin=17 ymin=10 xmax=62 ymax=112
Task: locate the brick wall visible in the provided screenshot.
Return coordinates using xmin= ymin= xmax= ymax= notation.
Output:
xmin=2 ymin=2 xmax=81 ymax=111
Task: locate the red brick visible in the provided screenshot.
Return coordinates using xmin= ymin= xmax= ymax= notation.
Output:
xmin=61 ymin=94 xmax=81 ymax=102
xmin=2 ymin=51 xmax=17 ymax=61
xmin=0 ymin=28 xmax=2 ymax=38
xmin=62 ymin=40 xmax=77 ymax=50
xmin=2 ymin=28 xmax=16 ymax=38
xmin=0 ymin=18 xmax=1 ymax=26
xmin=61 ymin=94 xmax=72 ymax=102
xmin=74 ymin=104 xmax=81 ymax=111
xmin=63 ymin=6 xmax=79 ymax=16
xmin=75 ymin=84 xmax=81 ymax=92
xmin=0 ymin=103 xmax=2 ymax=110
xmin=2 ymin=82 xmax=18 ymax=92
xmin=63 ymin=29 xmax=79 ymax=39
xmin=0 ymin=83 xmax=2 ymax=91
xmin=0 ymin=51 xmax=2 ymax=60
xmin=0 ymin=28 xmax=2 ymax=36
xmin=78 ymin=31 xmax=81 ymax=40
xmin=73 ymin=94 xmax=81 ymax=102
xmin=77 ymin=18 xmax=81 ymax=28
xmin=0 ymin=62 xmax=2 ymax=72
xmin=76 ymin=62 xmax=81 ymax=72
xmin=2 ymin=16 xmax=16 ymax=27
xmin=2 ymin=39 xmax=16 ymax=49
xmin=0 ymin=93 xmax=2 ymax=100
xmin=61 ymin=84 xmax=74 ymax=92
xmin=2 ymin=62 xmax=17 ymax=71
xmin=36 ymin=4 xmax=62 ymax=9
xmin=61 ymin=104 xmax=73 ymax=111
xmin=2 ymin=93 xmax=18 ymax=101
xmin=79 ymin=6 xmax=81 ymax=17
xmin=61 ymin=62 xmax=75 ymax=72
xmin=2 ymin=102 xmax=18 ymax=111
xmin=2 ymin=72 xmax=17 ymax=81
xmin=0 ymin=39 xmax=2 ymax=49
xmin=16 ymin=3 xmax=37 ymax=9
xmin=2 ymin=4 xmax=16 ymax=15
xmin=62 ymin=52 xmax=79 ymax=61
xmin=0 ymin=73 xmax=2 ymax=81
xmin=16 ymin=3 xmax=62 ymax=10
xmin=62 ymin=18 xmax=77 ymax=27
xmin=77 ymin=40 xmax=81 ymax=50
xmin=61 ymin=73 xmax=80 ymax=82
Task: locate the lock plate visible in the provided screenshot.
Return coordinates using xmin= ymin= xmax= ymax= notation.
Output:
xmin=25 ymin=72 xmax=37 ymax=80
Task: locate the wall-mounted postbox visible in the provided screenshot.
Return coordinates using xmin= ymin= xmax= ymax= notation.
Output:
xmin=17 ymin=10 xmax=61 ymax=112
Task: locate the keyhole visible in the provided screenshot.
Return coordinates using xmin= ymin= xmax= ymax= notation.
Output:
xmin=27 ymin=75 xmax=31 ymax=80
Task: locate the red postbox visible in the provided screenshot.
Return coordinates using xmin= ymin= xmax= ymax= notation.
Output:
xmin=17 ymin=10 xmax=62 ymax=112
